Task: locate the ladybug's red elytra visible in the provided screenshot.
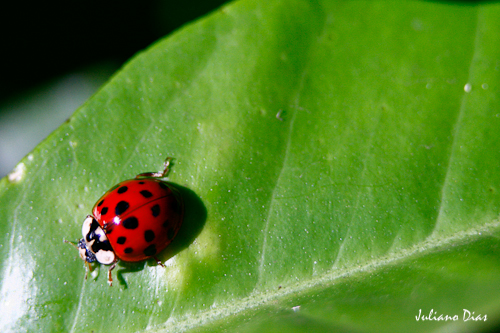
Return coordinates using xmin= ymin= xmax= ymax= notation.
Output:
xmin=71 ymin=158 xmax=183 ymax=286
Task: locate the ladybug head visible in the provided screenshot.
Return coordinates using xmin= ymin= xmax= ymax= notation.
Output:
xmin=78 ymin=238 xmax=96 ymax=262
xmin=79 ymin=215 xmax=116 ymax=265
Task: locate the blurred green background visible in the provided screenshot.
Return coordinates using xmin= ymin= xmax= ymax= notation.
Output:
xmin=0 ymin=0 xmax=228 ymax=178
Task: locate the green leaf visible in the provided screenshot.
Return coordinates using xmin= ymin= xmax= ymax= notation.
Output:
xmin=1 ymin=0 xmax=500 ymax=332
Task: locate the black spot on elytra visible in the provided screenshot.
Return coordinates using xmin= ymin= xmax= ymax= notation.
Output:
xmin=101 ymin=207 xmax=109 ymax=215
xmin=159 ymin=182 xmax=169 ymax=191
xmin=124 ymin=247 xmax=133 ymax=254
xmin=138 ymin=181 xmax=145 ymax=184
xmin=140 ymin=190 xmax=153 ymax=198
xmin=117 ymin=186 xmax=128 ymax=194
xmin=167 ymin=227 xmax=175 ymax=240
xmin=162 ymin=219 xmax=170 ymax=228
xmin=117 ymin=236 xmax=126 ymax=244
xmin=122 ymin=216 xmax=139 ymax=229
xmin=144 ymin=230 xmax=155 ymax=242
xmin=151 ymin=204 xmax=160 ymax=217
xmin=115 ymin=201 xmax=130 ymax=215
xmin=97 ymin=199 xmax=104 ymax=207
xmin=143 ymin=244 xmax=156 ymax=256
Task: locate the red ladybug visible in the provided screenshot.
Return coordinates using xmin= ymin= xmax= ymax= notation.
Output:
xmin=72 ymin=158 xmax=183 ymax=286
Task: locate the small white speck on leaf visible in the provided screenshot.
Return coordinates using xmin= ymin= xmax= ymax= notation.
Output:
xmin=276 ymin=109 xmax=284 ymax=121
xmin=464 ymin=83 xmax=472 ymax=93
xmin=8 ymin=163 xmax=26 ymax=183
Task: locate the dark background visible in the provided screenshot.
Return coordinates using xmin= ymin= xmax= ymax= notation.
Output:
xmin=0 ymin=1 xmax=229 ymax=177
xmin=0 ymin=0 xmax=228 ymax=103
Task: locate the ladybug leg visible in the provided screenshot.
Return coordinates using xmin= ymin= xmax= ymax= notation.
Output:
xmin=84 ymin=261 xmax=94 ymax=280
xmin=135 ymin=157 xmax=172 ymax=179
xmin=154 ymin=256 xmax=165 ymax=268
xmin=107 ymin=262 xmax=117 ymax=287
xmin=160 ymin=157 xmax=172 ymax=177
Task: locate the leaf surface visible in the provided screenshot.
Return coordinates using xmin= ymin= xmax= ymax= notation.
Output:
xmin=1 ymin=1 xmax=500 ymax=332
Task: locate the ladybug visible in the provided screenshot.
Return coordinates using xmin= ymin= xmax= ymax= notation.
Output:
xmin=70 ymin=158 xmax=183 ymax=286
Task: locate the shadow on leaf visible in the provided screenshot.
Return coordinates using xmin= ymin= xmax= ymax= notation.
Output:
xmin=113 ymin=183 xmax=206 ymax=288
xmin=153 ymin=183 xmax=207 ymax=262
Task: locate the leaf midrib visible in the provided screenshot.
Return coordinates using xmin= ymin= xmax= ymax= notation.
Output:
xmin=155 ymin=219 xmax=500 ymax=333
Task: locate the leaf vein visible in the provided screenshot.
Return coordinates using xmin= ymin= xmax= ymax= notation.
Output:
xmin=433 ymin=7 xmax=482 ymax=234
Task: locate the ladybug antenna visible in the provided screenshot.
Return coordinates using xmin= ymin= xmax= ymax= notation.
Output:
xmin=63 ymin=239 xmax=79 ymax=249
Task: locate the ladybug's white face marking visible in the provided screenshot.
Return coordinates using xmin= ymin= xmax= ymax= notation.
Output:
xmin=80 ymin=215 xmax=116 ymax=265
xmin=82 ymin=216 xmax=93 ymax=238
xmin=94 ymin=224 xmax=108 ymax=243
xmin=95 ymin=249 xmax=115 ymax=265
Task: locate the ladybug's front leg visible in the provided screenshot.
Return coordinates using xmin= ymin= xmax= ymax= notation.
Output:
xmin=85 ymin=261 xmax=93 ymax=280
xmin=107 ymin=262 xmax=117 ymax=287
